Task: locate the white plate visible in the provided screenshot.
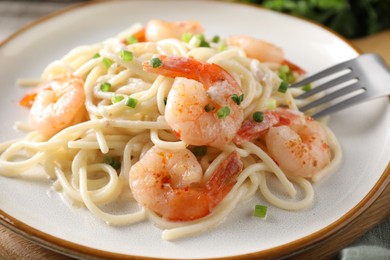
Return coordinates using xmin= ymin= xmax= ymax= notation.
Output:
xmin=0 ymin=1 xmax=389 ymax=259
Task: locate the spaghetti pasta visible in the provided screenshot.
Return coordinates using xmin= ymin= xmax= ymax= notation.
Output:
xmin=0 ymin=20 xmax=342 ymax=240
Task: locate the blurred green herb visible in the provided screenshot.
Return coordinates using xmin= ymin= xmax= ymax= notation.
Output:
xmin=237 ymin=0 xmax=390 ymax=38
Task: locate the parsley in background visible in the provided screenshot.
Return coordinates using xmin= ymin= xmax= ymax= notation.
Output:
xmin=238 ymin=0 xmax=390 ymax=38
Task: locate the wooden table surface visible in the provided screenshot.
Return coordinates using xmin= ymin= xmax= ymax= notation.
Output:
xmin=0 ymin=1 xmax=389 ymax=259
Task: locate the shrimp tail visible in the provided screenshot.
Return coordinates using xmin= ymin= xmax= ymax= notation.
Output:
xmin=205 ymin=151 xmax=243 ymax=208
xmin=121 ymin=27 xmax=146 ymax=45
xmin=133 ymin=27 xmax=146 ymax=42
xmin=19 ymin=84 xmax=51 ymax=108
xmin=19 ymin=92 xmax=37 ymax=108
xmin=281 ymin=59 xmax=306 ymax=75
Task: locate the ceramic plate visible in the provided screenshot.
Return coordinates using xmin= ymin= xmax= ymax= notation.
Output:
xmin=0 ymin=1 xmax=389 ymax=259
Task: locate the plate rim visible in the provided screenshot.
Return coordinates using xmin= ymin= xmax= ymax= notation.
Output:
xmin=1 ymin=166 xmax=389 ymax=260
xmin=0 ymin=0 xmax=389 ymax=259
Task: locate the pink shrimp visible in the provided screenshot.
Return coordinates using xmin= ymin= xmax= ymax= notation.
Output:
xmin=226 ymin=35 xmax=305 ymax=74
xmin=129 ymin=146 xmax=243 ymax=221
xmin=235 ymin=108 xmax=331 ymax=178
xmin=144 ymin=19 xmax=204 ymax=42
xmin=20 ymin=76 xmax=87 ymax=137
xmin=143 ymin=55 xmax=244 ymax=148
xmin=226 ymin=35 xmax=285 ymax=63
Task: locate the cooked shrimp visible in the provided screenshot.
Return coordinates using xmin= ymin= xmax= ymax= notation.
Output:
xmin=129 ymin=146 xmax=243 ymax=221
xmin=20 ymin=77 xmax=87 ymax=137
xmin=145 ymin=19 xmax=204 ymax=42
xmin=235 ymin=108 xmax=331 ymax=178
xmin=143 ymin=55 xmax=245 ymax=147
xmin=226 ymin=35 xmax=306 ymax=74
xmin=226 ymin=35 xmax=284 ymax=63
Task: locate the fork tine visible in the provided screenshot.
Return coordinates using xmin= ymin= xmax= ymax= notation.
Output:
xmin=290 ymin=53 xmax=390 ymax=118
xmin=311 ymin=92 xmax=368 ymax=119
xmin=289 ymin=58 xmax=355 ymax=88
xmin=299 ymin=82 xmax=364 ymax=112
xmin=295 ymin=72 xmax=356 ymax=99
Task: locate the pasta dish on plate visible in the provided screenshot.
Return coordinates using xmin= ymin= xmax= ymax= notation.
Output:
xmin=0 ymin=20 xmax=342 ymax=240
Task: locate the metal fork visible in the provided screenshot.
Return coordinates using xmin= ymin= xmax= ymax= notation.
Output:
xmin=289 ymin=53 xmax=390 ymax=118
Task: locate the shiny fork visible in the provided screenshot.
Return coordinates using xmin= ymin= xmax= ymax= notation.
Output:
xmin=289 ymin=53 xmax=390 ymax=118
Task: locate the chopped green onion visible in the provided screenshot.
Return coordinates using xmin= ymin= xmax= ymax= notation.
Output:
xmin=195 ymin=34 xmax=206 ymax=41
xmin=204 ymin=103 xmax=215 ymax=112
xmin=266 ymin=98 xmax=277 ymax=110
xmin=102 ymin=57 xmax=114 ymax=69
xmin=104 ymin=156 xmax=121 ymax=170
xmin=111 ymin=95 xmax=124 ymax=104
xmin=278 ymin=65 xmax=290 ymax=75
xmin=150 ymin=57 xmax=163 ymax=68
xmin=199 ymin=40 xmax=210 ymax=47
xmin=127 ymin=35 xmax=138 ymax=45
xmin=287 ymin=73 xmax=295 ymax=83
xmin=195 ymin=34 xmax=210 ymax=48
xmin=126 ymin=97 xmax=138 ymax=108
xmin=278 ymin=65 xmax=295 ymax=83
xmin=278 ymin=80 xmax=289 ymax=93
xmin=100 ymin=82 xmax=111 ymax=92
xmin=231 ymin=94 xmax=244 ymax=105
xmin=253 ymin=111 xmax=264 ymax=122
xmin=301 ymin=83 xmax=312 ymax=92
xmin=120 ymin=50 xmax=133 ymax=61
xmin=254 ymin=205 xmax=268 ymax=219
xmin=163 ymin=97 xmax=168 ymax=105
xmin=211 ymin=35 xmax=220 ymax=43
xmin=181 ymin=32 xmax=193 ymax=43
xmin=217 ymin=106 xmax=230 ymax=119
xmin=192 ymin=146 xmax=207 ymax=157
xmin=92 ymin=53 xmax=100 ymax=59
xmin=218 ymin=44 xmax=227 ymax=51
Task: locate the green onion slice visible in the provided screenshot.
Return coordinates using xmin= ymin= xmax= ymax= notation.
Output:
xmin=181 ymin=32 xmax=193 ymax=43
xmin=92 ymin=53 xmax=100 ymax=59
xmin=127 ymin=35 xmax=138 ymax=45
xmin=278 ymin=65 xmax=296 ymax=83
xmin=253 ymin=111 xmax=264 ymax=122
xmin=231 ymin=94 xmax=244 ymax=105
xmin=217 ymin=106 xmax=230 ymax=119
xmin=111 ymin=95 xmax=124 ymax=104
xmin=254 ymin=205 xmax=268 ymax=219
xmin=218 ymin=44 xmax=227 ymax=51
xmin=278 ymin=65 xmax=290 ymax=75
xmin=278 ymin=65 xmax=290 ymax=82
xmin=195 ymin=34 xmax=210 ymax=47
xmin=266 ymin=98 xmax=277 ymax=110
xmin=278 ymin=80 xmax=289 ymax=93
xmin=211 ymin=35 xmax=220 ymax=43
xmin=102 ymin=57 xmax=114 ymax=69
xmin=199 ymin=40 xmax=210 ymax=48
xmin=195 ymin=34 xmax=206 ymax=42
xmin=100 ymin=82 xmax=111 ymax=92
xmin=287 ymin=73 xmax=295 ymax=83
xmin=126 ymin=97 xmax=138 ymax=108
xmin=150 ymin=57 xmax=163 ymax=68
xmin=301 ymin=84 xmax=312 ymax=92
xmin=120 ymin=50 xmax=133 ymax=61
